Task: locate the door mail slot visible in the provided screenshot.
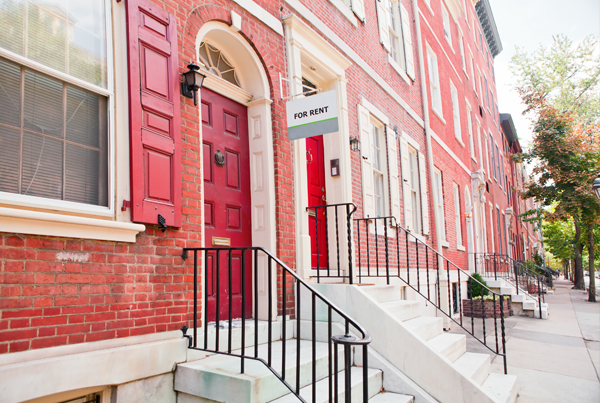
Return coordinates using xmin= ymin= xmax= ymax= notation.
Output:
xmin=212 ymin=237 xmax=231 ymax=246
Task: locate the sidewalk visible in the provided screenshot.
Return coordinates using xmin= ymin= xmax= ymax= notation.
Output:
xmin=488 ymin=279 xmax=600 ymax=403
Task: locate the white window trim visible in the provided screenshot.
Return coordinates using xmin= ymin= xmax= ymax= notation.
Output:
xmin=453 ymin=183 xmax=464 ymax=250
xmin=442 ymin=6 xmax=452 ymax=49
xmin=450 ymin=80 xmax=463 ymax=146
xmin=426 ymin=46 xmax=443 ymax=119
xmin=388 ymin=55 xmax=411 ymax=85
xmin=0 ymin=0 xmax=116 ymax=220
xmin=459 ymin=29 xmax=466 ymax=75
xmin=328 ymin=0 xmax=359 ymax=27
xmin=433 ymin=168 xmax=448 ymax=248
xmin=466 ymin=100 xmax=476 ymax=162
xmin=423 ymin=0 xmax=435 ymax=16
xmin=408 ymin=146 xmax=422 ymax=235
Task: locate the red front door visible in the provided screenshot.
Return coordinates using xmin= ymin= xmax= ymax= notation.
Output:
xmin=202 ymin=88 xmax=252 ymax=323
xmin=306 ymin=136 xmax=328 ymax=269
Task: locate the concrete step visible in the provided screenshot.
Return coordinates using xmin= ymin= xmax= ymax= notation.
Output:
xmin=484 ymin=279 xmax=506 ymax=288
xmin=271 ymin=367 xmax=382 ymax=403
xmin=533 ymin=306 xmax=549 ymax=319
xmin=403 ymin=316 xmax=443 ymax=341
xmin=481 ymin=373 xmax=518 ymax=403
xmin=510 ymin=294 xmax=526 ymax=303
xmin=175 ymin=339 xmax=342 ymax=403
xmin=381 ymin=300 xmax=423 ymax=322
xmin=427 ymin=333 xmax=466 ymax=362
xmin=369 ymin=391 xmax=414 ymax=402
xmin=522 ymin=300 xmax=536 ymax=311
xmin=453 ymin=352 xmax=491 ymax=385
xmin=362 ymin=285 xmax=404 ymax=304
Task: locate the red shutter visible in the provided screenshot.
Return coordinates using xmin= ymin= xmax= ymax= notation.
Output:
xmin=126 ymin=0 xmax=182 ymax=227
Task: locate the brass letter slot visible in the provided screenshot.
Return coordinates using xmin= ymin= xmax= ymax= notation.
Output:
xmin=212 ymin=237 xmax=231 ymax=246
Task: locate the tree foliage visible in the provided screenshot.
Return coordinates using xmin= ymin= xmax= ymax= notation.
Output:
xmin=510 ymin=34 xmax=600 ymax=299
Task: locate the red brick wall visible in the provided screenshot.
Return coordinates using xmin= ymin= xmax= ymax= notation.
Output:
xmin=0 ymin=0 xmax=290 ymax=355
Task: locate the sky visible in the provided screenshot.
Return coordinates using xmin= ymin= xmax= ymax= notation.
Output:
xmin=488 ymin=0 xmax=600 ymax=149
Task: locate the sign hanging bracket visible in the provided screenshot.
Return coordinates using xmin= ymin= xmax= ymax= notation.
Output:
xmin=279 ymin=72 xmax=321 ymax=101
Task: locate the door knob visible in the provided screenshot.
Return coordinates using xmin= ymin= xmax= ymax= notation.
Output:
xmin=322 ymin=195 xmax=326 ymax=202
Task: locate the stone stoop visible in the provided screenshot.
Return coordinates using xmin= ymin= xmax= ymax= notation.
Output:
xmin=175 ymin=321 xmax=414 ymax=403
xmin=318 ymin=285 xmax=517 ymax=403
xmin=355 ymin=285 xmax=518 ymax=403
xmin=485 ymin=278 xmax=549 ymax=319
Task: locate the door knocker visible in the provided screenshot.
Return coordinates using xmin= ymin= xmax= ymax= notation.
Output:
xmin=306 ymin=149 xmax=313 ymax=164
xmin=215 ymin=149 xmax=225 ymax=166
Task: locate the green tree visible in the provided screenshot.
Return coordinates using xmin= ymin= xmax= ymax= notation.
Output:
xmin=511 ymin=34 xmax=600 ymax=302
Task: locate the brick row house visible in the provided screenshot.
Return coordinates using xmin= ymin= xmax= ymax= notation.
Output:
xmin=0 ymin=0 xmax=542 ymax=402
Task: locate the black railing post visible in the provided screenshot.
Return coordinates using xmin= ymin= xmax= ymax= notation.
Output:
xmin=346 ymin=204 xmax=354 ymax=284
xmin=500 ymin=295 xmax=508 ymax=374
xmin=384 ymin=218 xmax=390 ymax=285
xmin=537 ymin=276 xmax=542 ymax=319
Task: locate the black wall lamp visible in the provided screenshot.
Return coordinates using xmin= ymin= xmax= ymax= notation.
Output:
xmin=592 ymin=173 xmax=600 ymax=202
xmin=181 ymin=62 xmax=206 ymax=106
xmin=350 ymin=137 xmax=360 ymax=152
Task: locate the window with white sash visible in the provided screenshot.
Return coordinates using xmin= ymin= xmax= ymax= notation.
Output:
xmin=399 ymin=135 xmax=429 ymax=235
xmin=453 ymin=183 xmax=463 ymax=249
xmin=376 ymin=0 xmax=415 ymax=79
xmin=426 ymin=47 xmax=442 ymax=115
xmin=433 ymin=168 xmax=447 ymax=245
xmin=333 ymin=0 xmax=366 ymax=23
xmin=357 ymin=103 xmax=400 ymax=223
xmin=0 ymin=0 xmax=112 ymax=213
xmin=466 ymin=103 xmax=475 ymax=161
xmin=459 ymin=31 xmax=466 ymax=74
xmin=450 ymin=81 xmax=462 ymax=145
xmin=442 ymin=6 xmax=451 ymax=46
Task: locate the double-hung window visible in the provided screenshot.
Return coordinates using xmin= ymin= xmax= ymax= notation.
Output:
xmin=400 ymin=135 xmax=429 ymax=235
xmin=442 ymin=6 xmax=452 ymax=47
xmin=376 ymin=0 xmax=415 ymax=79
xmin=408 ymin=148 xmax=421 ymax=234
xmin=450 ymin=82 xmax=462 ymax=145
xmin=433 ymin=168 xmax=447 ymax=246
xmin=358 ymin=102 xmax=400 ymax=223
xmin=371 ymin=121 xmax=385 ymax=217
xmin=466 ymin=102 xmax=475 ymax=161
xmin=459 ymin=31 xmax=466 ymax=74
xmin=334 ymin=0 xmax=366 ymax=23
xmin=489 ymin=135 xmax=495 ymax=181
xmin=0 ymin=0 xmax=112 ymax=213
xmin=453 ymin=184 xmax=463 ymax=249
xmin=426 ymin=47 xmax=442 ymax=116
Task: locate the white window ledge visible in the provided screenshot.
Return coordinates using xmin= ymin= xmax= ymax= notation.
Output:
xmin=457 ymin=244 xmax=465 ymax=251
xmin=455 ymin=137 xmax=465 ymax=147
xmin=328 ymin=0 xmax=358 ymax=27
xmin=432 ymin=107 xmax=446 ymax=124
xmin=441 ymin=240 xmax=450 ymax=248
xmin=0 ymin=207 xmax=145 ymax=243
xmin=388 ymin=56 xmax=412 ymax=85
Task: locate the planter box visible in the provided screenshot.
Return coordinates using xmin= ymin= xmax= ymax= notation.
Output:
xmin=462 ymin=298 xmax=512 ymax=318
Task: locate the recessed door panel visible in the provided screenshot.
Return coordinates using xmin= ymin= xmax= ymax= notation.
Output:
xmin=306 ymin=135 xmax=328 ymax=269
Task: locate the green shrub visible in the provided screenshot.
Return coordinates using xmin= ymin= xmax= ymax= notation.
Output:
xmin=468 ymin=272 xmax=489 ymax=298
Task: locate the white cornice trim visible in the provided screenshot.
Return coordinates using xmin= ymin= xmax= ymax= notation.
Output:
xmin=284 ymin=0 xmax=425 ymax=128
xmin=0 ymin=207 xmax=145 ymax=243
xmin=231 ymin=0 xmax=284 ymax=36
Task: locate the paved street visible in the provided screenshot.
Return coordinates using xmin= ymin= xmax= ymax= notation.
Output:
xmin=488 ymin=279 xmax=600 ymax=403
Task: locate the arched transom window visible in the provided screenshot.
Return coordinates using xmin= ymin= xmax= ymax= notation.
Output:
xmin=198 ymin=42 xmax=240 ymax=87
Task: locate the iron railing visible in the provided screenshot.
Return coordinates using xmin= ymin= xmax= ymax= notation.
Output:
xmin=353 ymin=216 xmax=508 ymax=373
xmin=474 ymin=253 xmax=550 ymax=319
xmin=306 ymin=203 xmax=357 ymax=283
xmin=308 ymin=214 xmax=507 ymax=373
xmin=181 ymin=246 xmax=372 ymax=403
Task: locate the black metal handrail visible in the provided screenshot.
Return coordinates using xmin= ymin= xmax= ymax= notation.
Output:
xmin=181 ymin=246 xmax=372 ymax=403
xmin=353 ymin=216 xmax=508 ymax=374
xmin=474 ymin=253 xmax=548 ymax=319
xmin=306 ymin=203 xmax=357 ymax=283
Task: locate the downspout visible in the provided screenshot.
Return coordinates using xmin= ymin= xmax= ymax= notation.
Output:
xmin=411 ymin=0 xmax=442 ymax=256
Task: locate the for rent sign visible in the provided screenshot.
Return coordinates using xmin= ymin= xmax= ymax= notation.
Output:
xmin=286 ymin=90 xmax=339 ymax=140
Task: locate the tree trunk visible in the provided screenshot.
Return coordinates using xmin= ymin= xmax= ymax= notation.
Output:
xmin=589 ymin=224 xmax=596 ymax=302
xmin=573 ymin=222 xmax=585 ymax=290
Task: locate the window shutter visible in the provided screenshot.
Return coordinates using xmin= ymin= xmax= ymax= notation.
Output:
xmin=386 ymin=125 xmax=400 ymax=222
xmin=358 ymin=105 xmax=375 ymax=218
xmin=418 ymin=151 xmax=430 ymax=235
xmin=126 ymin=0 xmax=182 ymax=227
xmin=400 ymin=4 xmax=415 ymax=79
xmin=352 ymin=0 xmax=366 ymax=23
xmin=376 ymin=0 xmax=390 ymax=52
xmin=399 ymin=137 xmax=413 ymax=231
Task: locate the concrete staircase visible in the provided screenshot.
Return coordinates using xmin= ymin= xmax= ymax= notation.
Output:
xmin=313 ymin=283 xmax=518 ymax=403
xmin=485 ymin=278 xmax=549 ymax=319
xmin=363 ymin=285 xmax=517 ymax=403
xmin=175 ymin=320 xmax=415 ymax=402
